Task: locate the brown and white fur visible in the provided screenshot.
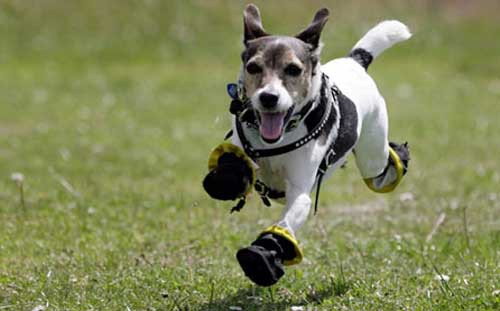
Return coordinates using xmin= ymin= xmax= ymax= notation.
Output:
xmin=232 ymin=5 xmax=411 ymax=238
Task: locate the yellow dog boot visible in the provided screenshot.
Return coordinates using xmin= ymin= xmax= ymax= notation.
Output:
xmin=203 ymin=143 xmax=256 ymax=202
xmin=364 ymin=141 xmax=410 ymax=193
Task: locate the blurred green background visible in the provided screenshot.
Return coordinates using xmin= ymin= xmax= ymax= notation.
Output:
xmin=1 ymin=0 xmax=499 ymax=310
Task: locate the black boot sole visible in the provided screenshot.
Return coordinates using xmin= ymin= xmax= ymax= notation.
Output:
xmin=236 ymin=246 xmax=284 ymax=287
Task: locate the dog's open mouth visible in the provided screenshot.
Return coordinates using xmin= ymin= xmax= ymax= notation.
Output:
xmin=257 ymin=108 xmax=294 ymax=143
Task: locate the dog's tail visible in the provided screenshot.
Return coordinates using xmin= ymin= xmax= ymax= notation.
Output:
xmin=348 ymin=20 xmax=411 ymax=70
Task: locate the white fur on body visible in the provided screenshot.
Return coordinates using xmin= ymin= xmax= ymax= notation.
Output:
xmin=232 ymin=20 xmax=411 ymax=236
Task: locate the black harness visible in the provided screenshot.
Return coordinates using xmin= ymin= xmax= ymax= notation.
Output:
xmin=227 ymin=74 xmax=358 ymax=214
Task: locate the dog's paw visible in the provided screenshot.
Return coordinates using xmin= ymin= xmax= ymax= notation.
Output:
xmin=236 ymin=240 xmax=285 ymax=287
xmin=203 ymin=153 xmax=252 ymax=201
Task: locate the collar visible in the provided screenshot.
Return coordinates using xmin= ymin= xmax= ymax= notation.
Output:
xmin=234 ymin=74 xmax=338 ymax=159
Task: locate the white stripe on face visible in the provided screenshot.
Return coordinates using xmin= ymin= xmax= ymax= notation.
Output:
xmin=252 ymin=75 xmax=293 ymax=113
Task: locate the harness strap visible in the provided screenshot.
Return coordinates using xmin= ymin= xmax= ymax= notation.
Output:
xmin=254 ymin=180 xmax=285 ymax=206
xmin=313 ymin=85 xmax=358 ymax=214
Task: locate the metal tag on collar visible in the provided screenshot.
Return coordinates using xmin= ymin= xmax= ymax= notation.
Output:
xmin=227 ymin=83 xmax=239 ymax=100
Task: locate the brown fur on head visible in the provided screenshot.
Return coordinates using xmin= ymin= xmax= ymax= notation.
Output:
xmin=240 ymin=4 xmax=329 ymax=143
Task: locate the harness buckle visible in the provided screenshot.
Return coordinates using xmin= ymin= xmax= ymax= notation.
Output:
xmin=285 ymin=116 xmax=301 ymax=131
xmin=254 ymin=180 xmax=267 ymax=196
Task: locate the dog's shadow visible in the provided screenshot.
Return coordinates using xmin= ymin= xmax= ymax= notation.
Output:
xmin=198 ymin=281 xmax=344 ymax=311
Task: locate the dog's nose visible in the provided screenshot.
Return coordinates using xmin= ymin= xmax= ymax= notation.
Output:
xmin=259 ymin=92 xmax=279 ymax=109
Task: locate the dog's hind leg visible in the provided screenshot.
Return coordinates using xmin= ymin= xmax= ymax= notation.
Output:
xmin=354 ymin=97 xmax=409 ymax=192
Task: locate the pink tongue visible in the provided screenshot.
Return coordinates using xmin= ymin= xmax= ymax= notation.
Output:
xmin=260 ymin=112 xmax=286 ymax=141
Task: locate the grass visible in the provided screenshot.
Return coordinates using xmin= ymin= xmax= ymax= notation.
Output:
xmin=1 ymin=0 xmax=499 ymax=310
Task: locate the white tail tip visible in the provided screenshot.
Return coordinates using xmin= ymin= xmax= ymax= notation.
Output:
xmin=353 ymin=20 xmax=412 ymax=59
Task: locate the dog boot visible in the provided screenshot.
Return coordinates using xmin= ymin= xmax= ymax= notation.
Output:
xmin=203 ymin=143 xmax=255 ymax=201
xmin=236 ymin=226 xmax=303 ymax=286
xmin=364 ymin=141 xmax=410 ymax=193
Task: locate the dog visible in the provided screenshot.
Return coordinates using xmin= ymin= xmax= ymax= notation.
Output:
xmin=203 ymin=4 xmax=411 ymax=286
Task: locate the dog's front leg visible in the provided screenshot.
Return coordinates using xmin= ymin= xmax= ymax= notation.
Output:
xmin=278 ymin=184 xmax=313 ymax=236
xmin=236 ymin=152 xmax=318 ymax=287
xmin=276 ymin=145 xmax=324 ymax=236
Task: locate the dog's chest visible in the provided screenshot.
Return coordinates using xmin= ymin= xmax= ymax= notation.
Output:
xmin=256 ymin=157 xmax=288 ymax=192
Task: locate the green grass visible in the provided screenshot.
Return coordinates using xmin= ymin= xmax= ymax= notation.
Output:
xmin=1 ymin=0 xmax=499 ymax=310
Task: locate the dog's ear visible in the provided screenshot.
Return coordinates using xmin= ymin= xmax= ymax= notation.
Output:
xmin=296 ymin=8 xmax=329 ymax=49
xmin=243 ymin=4 xmax=269 ymax=46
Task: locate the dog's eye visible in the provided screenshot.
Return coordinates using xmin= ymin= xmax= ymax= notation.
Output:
xmin=284 ymin=64 xmax=302 ymax=76
xmin=246 ymin=62 xmax=262 ymax=74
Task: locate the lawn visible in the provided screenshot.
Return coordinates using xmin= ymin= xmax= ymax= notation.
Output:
xmin=1 ymin=0 xmax=499 ymax=310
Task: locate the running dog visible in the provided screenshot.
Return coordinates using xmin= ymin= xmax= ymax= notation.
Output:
xmin=203 ymin=4 xmax=411 ymax=286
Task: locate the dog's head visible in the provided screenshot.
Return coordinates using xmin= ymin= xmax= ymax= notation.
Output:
xmin=240 ymin=4 xmax=329 ymax=144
